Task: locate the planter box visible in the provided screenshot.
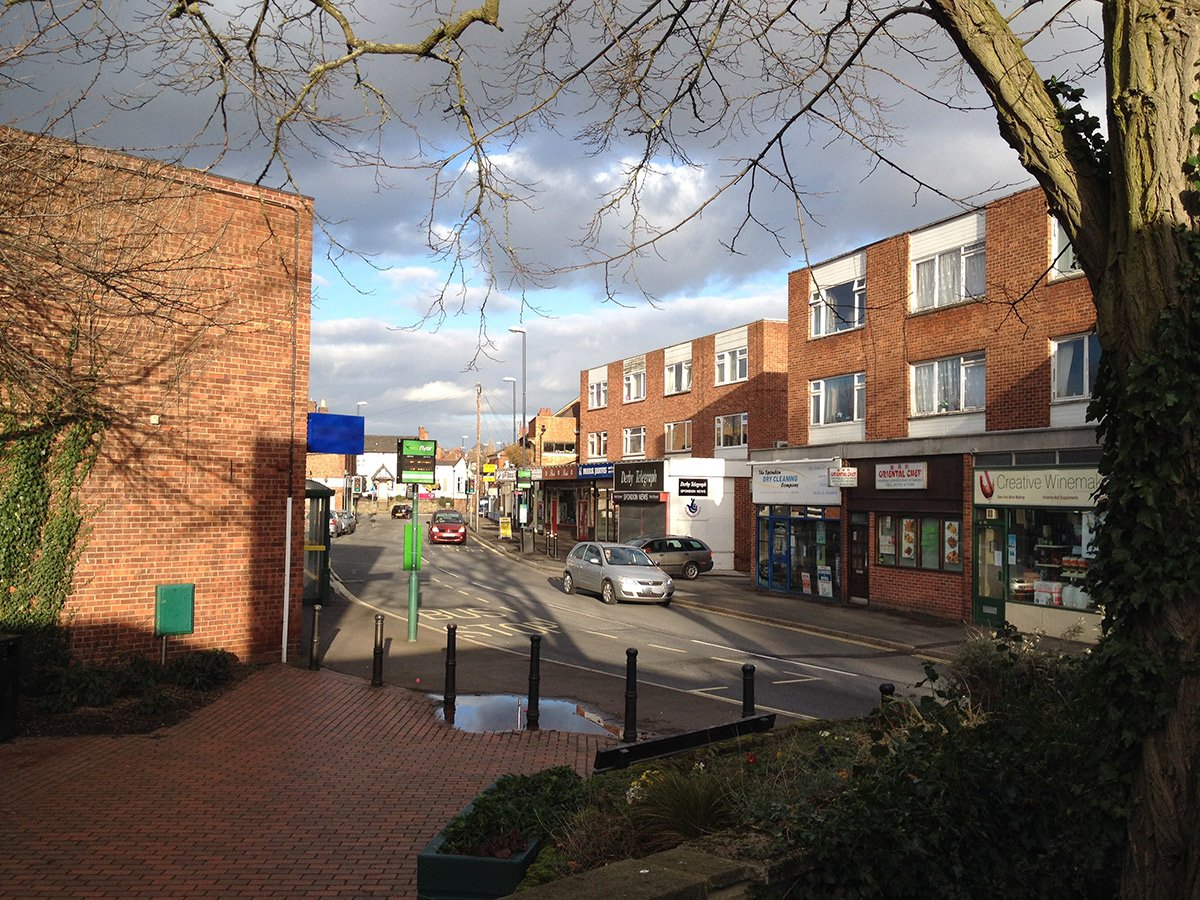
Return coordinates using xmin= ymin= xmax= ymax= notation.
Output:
xmin=417 ymin=796 xmax=544 ymax=900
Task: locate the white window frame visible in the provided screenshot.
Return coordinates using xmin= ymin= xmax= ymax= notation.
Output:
xmin=715 ymin=412 xmax=749 ymax=447
xmin=664 ymin=420 xmax=692 ymax=453
xmin=810 ymin=372 xmax=866 ymax=426
xmin=911 ymin=353 xmax=986 ymax=416
xmin=623 ymin=369 xmax=646 ymax=403
xmin=1051 ymin=333 xmax=1101 ymax=400
xmin=912 ymin=241 xmax=986 ymax=311
xmin=811 ymin=277 xmax=866 ymax=337
xmin=664 ymin=359 xmax=692 ymax=395
xmin=588 ymin=380 xmax=608 ymax=410
xmin=622 ymin=426 xmax=646 ymax=457
xmin=587 ymin=431 xmax=607 ymax=460
xmin=715 ymin=347 xmax=748 ymax=385
xmin=1051 ymin=218 xmax=1082 ymax=278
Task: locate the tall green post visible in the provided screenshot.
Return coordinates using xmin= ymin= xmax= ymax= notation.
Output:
xmin=408 ymin=494 xmax=419 ymax=641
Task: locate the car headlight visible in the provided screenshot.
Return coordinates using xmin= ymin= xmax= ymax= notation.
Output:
xmin=618 ymin=577 xmax=638 ymax=592
xmin=665 ymin=577 xmax=674 ymax=589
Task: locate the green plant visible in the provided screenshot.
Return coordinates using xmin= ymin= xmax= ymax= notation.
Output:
xmin=163 ymin=649 xmax=236 ymax=690
xmin=440 ymin=766 xmax=587 ymax=858
xmin=627 ymin=767 xmax=731 ymax=851
xmin=136 ymin=687 xmax=179 ymax=716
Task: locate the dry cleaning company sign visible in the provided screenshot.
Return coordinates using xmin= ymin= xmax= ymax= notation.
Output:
xmin=752 ymin=461 xmax=841 ymax=505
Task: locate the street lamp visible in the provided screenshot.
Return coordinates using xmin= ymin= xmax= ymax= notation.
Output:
xmin=501 ymin=376 xmax=517 ymax=446
xmin=507 ymin=327 xmax=527 ymax=468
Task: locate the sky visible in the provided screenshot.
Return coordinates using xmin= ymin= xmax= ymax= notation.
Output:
xmin=2 ymin=0 xmax=1105 ymax=450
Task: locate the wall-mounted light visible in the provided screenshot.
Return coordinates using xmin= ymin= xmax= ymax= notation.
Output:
xmin=150 ymin=414 xmax=162 ymax=426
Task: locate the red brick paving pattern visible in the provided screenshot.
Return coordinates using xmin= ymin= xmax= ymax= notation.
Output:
xmin=0 ymin=665 xmax=614 ymax=898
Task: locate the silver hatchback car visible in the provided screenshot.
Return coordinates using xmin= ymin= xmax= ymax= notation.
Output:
xmin=562 ymin=541 xmax=675 ymax=606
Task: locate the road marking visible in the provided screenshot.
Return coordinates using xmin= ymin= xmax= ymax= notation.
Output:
xmin=690 ymin=639 xmax=860 ymax=678
xmin=585 ymin=631 xmax=622 ymax=640
xmin=692 ymin=686 xmax=730 ymax=694
xmin=774 ymin=676 xmax=821 ymax=685
xmin=712 ymin=657 xmax=745 ymax=666
xmin=647 ymin=644 xmax=687 ymax=653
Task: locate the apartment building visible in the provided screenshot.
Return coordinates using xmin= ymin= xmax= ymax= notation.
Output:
xmin=568 ymin=320 xmax=789 ymax=570
xmin=751 ymin=188 xmax=1102 ymax=640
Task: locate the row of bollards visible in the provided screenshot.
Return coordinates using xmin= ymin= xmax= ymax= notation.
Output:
xmin=308 ymin=604 xmax=770 ymax=743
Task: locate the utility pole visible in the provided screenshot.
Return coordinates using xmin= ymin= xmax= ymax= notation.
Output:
xmin=474 ymin=383 xmax=482 ymax=532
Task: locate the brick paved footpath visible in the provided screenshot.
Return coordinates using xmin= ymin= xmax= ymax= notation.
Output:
xmin=0 ymin=664 xmax=614 ymax=898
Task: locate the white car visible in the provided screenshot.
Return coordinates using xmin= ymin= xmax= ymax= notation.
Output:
xmin=561 ymin=541 xmax=674 ymax=606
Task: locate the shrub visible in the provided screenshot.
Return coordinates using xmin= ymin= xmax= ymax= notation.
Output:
xmin=627 ymin=767 xmax=731 ymax=851
xmin=162 ymin=649 xmax=236 ymax=690
xmin=440 ymin=766 xmax=587 ymax=858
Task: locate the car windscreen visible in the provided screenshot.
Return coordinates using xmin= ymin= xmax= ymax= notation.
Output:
xmin=603 ymin=547 xmax=653 ymax=566
xmin=433 ymin=512 xmax=463 ymax=523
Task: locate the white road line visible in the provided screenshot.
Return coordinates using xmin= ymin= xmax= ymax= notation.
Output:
xmin=586 ymin=631 xmax=622 ymax=640
xmin=773 ymin=676 xmax=821 ymax=685
xmin=712 ymin=657 xmax=745 ymax=666
xmin=691 ymin=639 xmax=860 ymax=677
xmin=647 ymin=644 xmax=687 ymax=653
xmin=692 ymin=686 xmax=730 ymax=694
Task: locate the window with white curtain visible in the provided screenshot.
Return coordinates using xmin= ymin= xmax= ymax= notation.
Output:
xmin=623 ymin=426 xmax=646 ymax=457
xmin=664 ymin=359 xmax=692 ymax=395
xmin=715 ymin=347 xmax=748 ymax=385
xmin=912 ymin=242 xmax=986 ymax=311
xmin=1052 ymin=334 xmax=1101 ymax=399
xmin=1052 ymin=219 xmax=1082 ymax=278
xmin=912 ymin=353 xmax=986 ymax=415
xmin=588 ymin=380 xmax=608 ymax=409
xmin=810 ymin=373 xmax=866 ymax=425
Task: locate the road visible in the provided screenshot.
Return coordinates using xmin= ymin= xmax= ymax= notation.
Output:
xmin=328 ymin=514 xmax=934 ymax=732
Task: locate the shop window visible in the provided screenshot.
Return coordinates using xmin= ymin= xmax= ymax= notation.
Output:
xmin=1052 ymin=333 xmax=1101 ymax=400
xmin=912 ymin=353 xmax=985 ymax=416
xmin=1006 ymin=508 xmax=1097 ymax=611
xmin=877 ymin=513 xmax=962 ymax=572
xmin=664 ymin=420 xmax=691 ymax=453
xmin=912 ymin=241 xmax=985 ymax=311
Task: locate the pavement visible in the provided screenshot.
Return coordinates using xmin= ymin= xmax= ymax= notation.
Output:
xmin=0 ymin=517 xmax=977 ymax=898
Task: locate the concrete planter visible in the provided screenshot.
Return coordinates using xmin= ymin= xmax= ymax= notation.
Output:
xmin=416 ymin=793 xmax=544 ymax=900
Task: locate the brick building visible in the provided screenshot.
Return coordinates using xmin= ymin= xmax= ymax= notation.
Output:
xmin=571 ymin=320 xmax=789 ymax=570
xmin=16 ymin=133 xmax=314 ymax=664
xmin=751 ymin=188 xmax=1102 ymax=640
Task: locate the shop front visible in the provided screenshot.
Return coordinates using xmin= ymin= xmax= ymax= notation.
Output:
xmin=751 ymin=459 xmax=842 ymax=598
xmin=614 ymin=460 xmax=667 ymax=541
xmin=575 ymin=461 xmax=615 ymax=542
xmin=972 ymin=465 xmax=1102 ymax=641
xmin=537 ymin=463 xmax=580 ymax=543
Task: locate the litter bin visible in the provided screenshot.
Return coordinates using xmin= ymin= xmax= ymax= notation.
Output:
xmin=0 ymin=634 xmax=19 ymax=742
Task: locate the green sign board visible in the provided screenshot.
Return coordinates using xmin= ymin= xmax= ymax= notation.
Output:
xmin=517 ymin=468 xmax=532 ymax=488
xmin=397 ymin=438 xmax=437 ymax=485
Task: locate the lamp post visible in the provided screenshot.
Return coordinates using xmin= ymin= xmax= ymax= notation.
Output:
xmin=356 ymin=401 xmax=367 ymax=416
xmin=507 ymin=327 xmax=527 ymax=468
xmin=508 ymin=326 xmax=528 ymax=541
xmin=502 ymin=376 xmax=517 ymax=446
xmin=461 ymin=435 xmax=468 ymax=501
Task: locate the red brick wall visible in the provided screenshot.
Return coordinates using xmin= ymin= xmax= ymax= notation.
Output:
xmin=788 ymin=188 xmax=1095 ymax=445
xmin=54 ymin=146 xmax=314 ymax=665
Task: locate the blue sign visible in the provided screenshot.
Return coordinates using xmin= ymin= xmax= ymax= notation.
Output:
xmin=307 ymin=413 xmax=365 ymax=454
xmin=577 ymin=462 xmax=614 ymax=479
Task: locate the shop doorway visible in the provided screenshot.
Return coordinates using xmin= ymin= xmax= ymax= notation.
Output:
xmin=848 ymin=517 xmax=869 ymax=604
xmin=974 ymin=519 xmax=1006 ymax=627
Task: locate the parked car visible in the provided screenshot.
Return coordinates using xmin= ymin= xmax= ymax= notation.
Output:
xmin=561 ymin=541 xmax=674 ymax=606
xmin=391 ymin=503 xmax=413 ymax=519
xmin=333 ymin=510 xmax=357 ymax=535
xmin=427 ymin=509 xmax=467 ymax=544
xmin=328 ymin=513 xmax=343 ymax=537
xmin=624 ymin=535 xmax=714 ymax=580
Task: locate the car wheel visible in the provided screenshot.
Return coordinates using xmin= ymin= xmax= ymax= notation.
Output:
xmin=562 ymin=572 xmax=574 ymax=595
xmin=658 ymin=598 xmax=672 ymax=607
xmin=601 ymin=581 xmax=617 ymax=605
xmin=682 ymin=561 xmax=700 ymax=580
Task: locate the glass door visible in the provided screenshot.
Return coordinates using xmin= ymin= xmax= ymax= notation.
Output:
xmin=973 ymin=516 xmax=1006 ymax=627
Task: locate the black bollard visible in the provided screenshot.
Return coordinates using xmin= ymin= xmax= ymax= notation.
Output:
xmin=444 ymin=625 xmax=457 ymax=721
xmin=623 ymin=647 xmax=638 ymax=743
xmin=527 ymin=635 xmax=541 ymax=731
xmin=879 ymin=682 xmax=895 ymax=706
xmin=308 ymin=604 xmax=322 ymax=670
xmin=371 ymin=614 xmax=385 ymax=687
xmin=742 ymin=663 xmax=756 ymax=717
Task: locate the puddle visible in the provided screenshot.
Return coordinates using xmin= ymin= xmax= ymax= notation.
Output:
xmin=435 ymin=694 xmax=619 ymax=736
